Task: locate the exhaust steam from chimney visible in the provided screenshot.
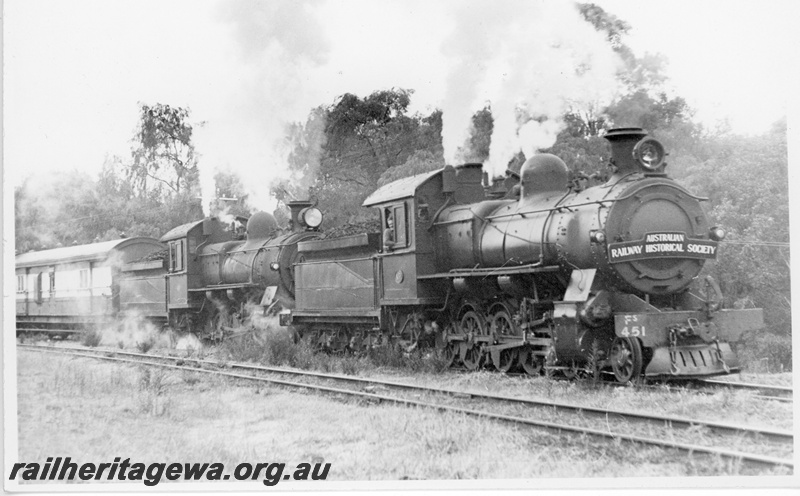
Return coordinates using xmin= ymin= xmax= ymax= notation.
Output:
xmin=196 ymin=0 xmax=623 ymax=215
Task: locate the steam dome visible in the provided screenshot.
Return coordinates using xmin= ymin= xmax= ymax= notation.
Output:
xmin=246 ymin=211 xmax=279 ymax=239
xmin=520 ymin=154 xmax=569 ymax=198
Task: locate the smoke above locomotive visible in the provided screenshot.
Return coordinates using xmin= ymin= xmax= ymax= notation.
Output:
xmin=195 ymin=1 xmax=622 ymax=215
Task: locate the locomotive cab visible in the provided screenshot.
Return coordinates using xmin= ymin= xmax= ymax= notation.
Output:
xmin=362 ymin=163 xmax=489 ymax=306
xmin=160 ymin=217 xmax=234 ymax=334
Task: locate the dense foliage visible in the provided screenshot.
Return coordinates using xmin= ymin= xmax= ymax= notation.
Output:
xmin=15 ymin=3 xmax=790 ymax=369
xmin=15 ymin=104 xmax=216 ymax=250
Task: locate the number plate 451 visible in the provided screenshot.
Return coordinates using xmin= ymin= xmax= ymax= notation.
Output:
xmin=618 ymin=314 xmax=646 ymax=337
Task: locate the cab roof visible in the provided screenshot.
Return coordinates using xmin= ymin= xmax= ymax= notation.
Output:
xmin=160 ymin=219 xmax=205 ymax=242
xmin=362 ymin=168 xmax=443 ymax=207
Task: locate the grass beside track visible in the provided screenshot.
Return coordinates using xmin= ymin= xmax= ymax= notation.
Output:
xmin=15 ymin=349 xmax=793 ymax=482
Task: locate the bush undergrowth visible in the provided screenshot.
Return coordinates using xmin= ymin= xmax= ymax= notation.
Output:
xmin=137 ymin=366 xmax=170 ymax=416
xmin=81 ymin=328 xmax=103 ymax=347
xmin=737 ymin=330 xmax=792 ymax=373
xmin=136 ymin=336 xmax=156 ymax=353
xmin=219 ymin=330 xmax=449 ymax=375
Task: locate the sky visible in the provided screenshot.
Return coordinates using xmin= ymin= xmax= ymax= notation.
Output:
xmin=3 ymin=0 xmax=798 ymax=212
xmin=595 ymin=0 xmax=797 ymax=134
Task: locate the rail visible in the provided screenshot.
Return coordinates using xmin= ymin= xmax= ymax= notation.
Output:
xmin=18 ymin=344 xmax=793 ymax=470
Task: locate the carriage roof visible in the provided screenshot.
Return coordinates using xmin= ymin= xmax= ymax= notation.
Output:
xmin=15 ymin=237 xmax=163 ymax=268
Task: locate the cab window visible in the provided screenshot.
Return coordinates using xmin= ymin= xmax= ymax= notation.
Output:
xmin=169 ymin=240 xmax=186 ymax=272
xmin=392 ymin=204 xmax=408 ymax=248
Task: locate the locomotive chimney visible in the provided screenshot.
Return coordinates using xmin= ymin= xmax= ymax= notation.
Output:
xmin=604 ymin=127 xmax=649 ymax=176
xmin=287 ymin=200 xmax=314 ymax=233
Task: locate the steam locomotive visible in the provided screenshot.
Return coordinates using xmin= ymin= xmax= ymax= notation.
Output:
xmin=15 ymin=127 xmax=763 ymax=382
xmin=281 ymin=128 xmax=764 ymax=382
xmin=158 ymin=201 xmax=323 ymax=341
xmin=15 ymin=201 xmax=323 ymax=342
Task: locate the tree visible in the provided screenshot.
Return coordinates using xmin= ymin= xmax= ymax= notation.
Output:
xmin=577 ymin=3 xmax=669 ymax=93
xmin=272 ymin=107 xmax=328 ymax=207
xmin=278 ymin=89 xmax=445 ymax=227
xmin=15 ymin=169 xmax=100 ymax=251
xmin=457 ymin=106 xmax=493 ymax=163
xmin=605 ymin=90 xmax=693 ymax=131
xmin=15 ymin=103 xmax=206 ymax=253
xmin=321 ymin=89 xmax=417 ymax=186
xmin=378 ymin=149 xmax=445 ymax=187
xmin=577 ymin=3 xmax=631 ymax=54
xmin=683 ymin=119 xmax=791 ymax=369
xmin=541 ymin=133 xmax=610 ymax=180
xmin=128 ymin=103 xmax=199 ymax=197
xmin=207 ymin=170 xmax=253 ymax=221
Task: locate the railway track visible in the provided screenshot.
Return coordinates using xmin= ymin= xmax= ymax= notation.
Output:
xmin=19 ymin=343 xmax=793 ymax=471
xmin=695 ymin=378 xmax=793 ymax=400
xmin=611 ymin=378 xmax=793 ymax=403
xmin=500 ymin=369 xmax=793 ymax=403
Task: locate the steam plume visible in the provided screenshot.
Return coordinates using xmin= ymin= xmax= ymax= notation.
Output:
xmin=196 ymin=0 xmax=622 ymax=213
xmin=440 ymin=0 xmax=622 ymax=174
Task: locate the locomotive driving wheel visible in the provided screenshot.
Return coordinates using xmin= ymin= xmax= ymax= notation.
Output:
xmin=489 ymin=308 xmax=517 ymax=338
xmin=518 ymin=346 xmax=543 ymax=375
xmin=493 ymin=348 xmax=518 ymax=373
xmin=459 ymin=310 xmax=487 ymax=370
xmin=399 ymin=313 xmax=423 ymax=351
xmin=610 ymin=336 xmax=643 ymax=383
xmin=489 ymin=308 xmax=519 ymax=373
xmin=561 ymin=364 xmax=579 ymax=379
xmin=442 ymin=342 xmax=459 ymax=367
xmin=436 ymin=324 xmax=459 ymax=368
xmin=324 ymin=328 xmax=349 ymax=353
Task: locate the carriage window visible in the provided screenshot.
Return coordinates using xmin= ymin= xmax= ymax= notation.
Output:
xmin=49 ymin=270 xmax=56 ymax=295
xmin=79 ymin=269 xmax=90 ymax=289
xmin=17 ymin=275 xmax=25 ymax=293
xmin=35 ymin=273 xmax=43 ymax=303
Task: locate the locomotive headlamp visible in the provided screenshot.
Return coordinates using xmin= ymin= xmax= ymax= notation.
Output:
xmin=632 ymin=137 xmax=666 ymax=171
xmin=270 ymin=262 xmax=280 ymax=271
xmin=590 ymin=230 xmax=606 ymax=244
xmin=709 ymin=226 xmax=726 ymax=241
xmin=300 ymin=207 xmax=323 ymax=229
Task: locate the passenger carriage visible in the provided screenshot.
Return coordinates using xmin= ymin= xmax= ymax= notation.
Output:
xmin=15 ymin=238 xmax=166 ymax=336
